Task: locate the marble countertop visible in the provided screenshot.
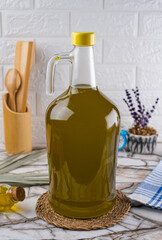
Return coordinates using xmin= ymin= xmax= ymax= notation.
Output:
xmin=0 ymin=145 xmax=162 ymax=240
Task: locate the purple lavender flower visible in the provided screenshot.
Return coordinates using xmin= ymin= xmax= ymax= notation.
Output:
xmin=123 ymin=87 xmax=159 ymax=129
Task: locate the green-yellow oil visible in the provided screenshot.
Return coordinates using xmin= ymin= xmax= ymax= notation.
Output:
xmin=46 ymin=86 xmax=120 ymax=219
xmin=0 ymin=185 xmax=17 ymax=212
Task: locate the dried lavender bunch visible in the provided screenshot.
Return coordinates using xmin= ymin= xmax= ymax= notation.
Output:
xmin=123 ymin=87 xmax=159 ymax=129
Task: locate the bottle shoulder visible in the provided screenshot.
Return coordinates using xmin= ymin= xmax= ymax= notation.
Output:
xmin=46 ymin=88 xmax=120 ymax=122
xmin=46 ymin=89 xmax=69 ymax=116
xmin=99 ymin=90 xmax=120 ymax=118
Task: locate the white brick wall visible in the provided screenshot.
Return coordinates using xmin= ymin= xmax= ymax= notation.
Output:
xmin=0 ymin=0 xmax=33 ymax=9
xmin=104 ymin=39 xmax=162 ymax=64
xmin=3 ymin=11 xmax=69 ymax=37
xmin=139 ymin=13 xmax=162 ymax=38
xmin=104 ymin=0 xmax=162 ymax=10
xmin=0 ymin=0 xmax=162 ymax=149
xmin=137 ymin=65 xmax=162 ymax=90
xmin=71 ymin=12 xmax=138 ymax=37
xmin=35 ymin=0 xmax=102 ymax=9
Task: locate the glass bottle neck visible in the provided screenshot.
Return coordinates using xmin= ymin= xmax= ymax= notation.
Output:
xmin=70 ymin=46 xmax=96 ymax=89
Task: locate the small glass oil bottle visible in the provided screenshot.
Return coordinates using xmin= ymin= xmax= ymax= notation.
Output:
xmin=0 ymin=184 xmax=25 ymax=211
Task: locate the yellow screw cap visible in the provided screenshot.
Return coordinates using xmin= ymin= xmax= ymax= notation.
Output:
xmin=72 ymin=32 xmax=95 ymax=46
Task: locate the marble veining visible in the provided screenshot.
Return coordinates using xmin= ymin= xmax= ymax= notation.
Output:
xmin=0 ymin=144 xmax=162 ymax=240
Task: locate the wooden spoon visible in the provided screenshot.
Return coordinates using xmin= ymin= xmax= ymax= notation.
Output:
xmin=5 ymin=68 xmax=21 ymax=112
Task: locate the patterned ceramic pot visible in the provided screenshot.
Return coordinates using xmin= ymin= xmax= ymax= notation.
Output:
xmin=126 ymin=133 xmax=158 ymax=154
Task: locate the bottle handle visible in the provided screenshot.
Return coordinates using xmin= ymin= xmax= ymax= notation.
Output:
xmin=46 ymin=52 xmax=72 ymax=95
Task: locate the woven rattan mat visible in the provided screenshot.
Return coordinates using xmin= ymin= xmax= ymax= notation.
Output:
xmin=35 ymin=190 xmax=130 ymax=230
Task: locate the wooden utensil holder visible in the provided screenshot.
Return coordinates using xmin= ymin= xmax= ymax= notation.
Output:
xmin=3 ymin=93 xmax=32 ymax=154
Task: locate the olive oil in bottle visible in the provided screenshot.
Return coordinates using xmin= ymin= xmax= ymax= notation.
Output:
xmin=46 ymin=32 xmax=120 ymax=219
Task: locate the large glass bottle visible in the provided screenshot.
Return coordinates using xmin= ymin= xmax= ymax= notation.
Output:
xmin=46 ymin=32 xmax=120 ymax=219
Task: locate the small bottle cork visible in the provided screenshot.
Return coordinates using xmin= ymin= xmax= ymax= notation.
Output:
xmin=11 ymin=187 xmax=25 ymax=201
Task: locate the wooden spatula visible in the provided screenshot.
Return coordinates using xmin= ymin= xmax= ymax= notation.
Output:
xmin=15 ymin=41 xmax=35 ymax=113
